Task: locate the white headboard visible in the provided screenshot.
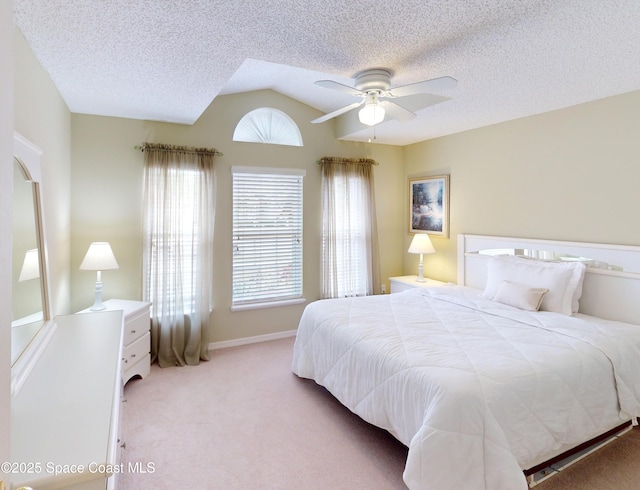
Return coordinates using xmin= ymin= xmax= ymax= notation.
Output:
xmin=457 ymin=234 xmax=640 ymax=325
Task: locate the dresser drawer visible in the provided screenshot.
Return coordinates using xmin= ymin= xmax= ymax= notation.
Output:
xmin=389 ymin=276 xmax=446 ymax=293
xmin=391 ymin=280 xmax=419 ymax=293
xmin=122 ymin=309 xmax=150 ymax=345
xmin=123 ymin=353 xmax=151 ymax=384
xmin=123 ymin=331 xmax=150 ymax=369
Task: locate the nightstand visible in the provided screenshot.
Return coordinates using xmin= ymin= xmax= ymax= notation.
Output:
xmin=389 ymin=275 xmax=446 ymax=293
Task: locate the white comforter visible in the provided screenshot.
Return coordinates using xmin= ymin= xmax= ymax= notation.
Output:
xmin=291 ymin=286 xmax=640 ymax=490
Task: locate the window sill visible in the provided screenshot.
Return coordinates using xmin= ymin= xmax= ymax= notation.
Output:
xmin=230 ymin=297 xmax=307 ymax=312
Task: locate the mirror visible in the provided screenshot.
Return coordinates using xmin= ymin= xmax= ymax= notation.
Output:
xmin=12 ymin=132 xmax=53 ymax=393
xmin=11 ymin=157 xmax=44 ymax=364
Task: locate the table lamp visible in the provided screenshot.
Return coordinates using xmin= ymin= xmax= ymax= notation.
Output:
xmin=408 ymin=234 xmax=435 ymax=282
xmin=80 ymin=242 xmax=119 ymax=311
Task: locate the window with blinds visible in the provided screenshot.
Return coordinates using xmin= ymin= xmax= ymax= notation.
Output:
xmin=146 ymin=167 xmax=200 ymax=317
xmin=322 ymin=171 xmax=370 ymax=297
xmin=231 ymin=166 xmax=305 ymax=309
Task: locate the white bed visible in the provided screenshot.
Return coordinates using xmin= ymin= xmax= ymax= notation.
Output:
xmin=292 ymin=234 xmax=640 ymax=490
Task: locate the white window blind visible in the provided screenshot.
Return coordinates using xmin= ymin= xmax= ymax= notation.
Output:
xmin=232 ymin=167 xmax=305 ymax=308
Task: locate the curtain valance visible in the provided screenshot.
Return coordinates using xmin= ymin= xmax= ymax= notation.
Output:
xmin=137 ymin=143 xmax=222 ymax=157
xmin=318 ymin=156 xmax=378 ymax=166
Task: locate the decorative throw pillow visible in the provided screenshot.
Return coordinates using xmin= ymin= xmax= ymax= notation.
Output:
xmin=492 ymin=280 xmax=549 ymax=311
xmin=482 ymin=256 xmax=586 ymax=315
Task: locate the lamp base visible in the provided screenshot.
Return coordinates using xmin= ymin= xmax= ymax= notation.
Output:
xmin=415 ymin=258 xmax=426 ymax=282
xmin=90 ymin=277 xmax=106 ymax=311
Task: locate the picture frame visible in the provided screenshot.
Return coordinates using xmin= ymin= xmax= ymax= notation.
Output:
xmin=409 ymin=174 xmax=449 ymax=237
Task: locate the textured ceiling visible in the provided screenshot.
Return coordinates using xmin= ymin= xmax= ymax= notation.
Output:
xmin=13 ymin=0 xmax=640 ymax=146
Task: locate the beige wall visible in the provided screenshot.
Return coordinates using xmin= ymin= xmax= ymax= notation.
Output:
xmin=403 ymin=90 xmax=640 ymax=283
xmin=70 ymin=90 xmax=405 ymax=342
xmin=13 ymin=29 xmax=72 ymax=316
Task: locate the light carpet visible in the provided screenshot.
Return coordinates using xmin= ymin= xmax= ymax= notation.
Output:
xmin=118 ymin=337 xmax=640 ymax=489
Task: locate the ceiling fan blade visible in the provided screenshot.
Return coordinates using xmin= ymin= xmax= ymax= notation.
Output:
xmin=380 ymin=100 xmax=416 ymax=122
xmin=315 ymin=80 xmax=365 ymax=96
xmin=311 ymin=100 xmax=364 ymax=124
xmin=390 ymin=76 xmax=458 ymax=98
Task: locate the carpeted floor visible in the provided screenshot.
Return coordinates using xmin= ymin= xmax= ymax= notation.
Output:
xmin=118 ymin=337 xmax=640 ymax=489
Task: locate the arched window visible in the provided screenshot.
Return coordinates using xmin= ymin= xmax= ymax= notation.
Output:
xmin=233 ymin=108 xmax=303 ymax=147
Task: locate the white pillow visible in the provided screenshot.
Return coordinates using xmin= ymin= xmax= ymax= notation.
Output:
xmin=483 ymin=256 xmax=586 ymax=315
xmin=492 ymin=280 xmax=549 ymax=311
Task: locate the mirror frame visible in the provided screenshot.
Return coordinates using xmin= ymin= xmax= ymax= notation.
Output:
xmin=12 ymin=131 xmax=55 ymax=395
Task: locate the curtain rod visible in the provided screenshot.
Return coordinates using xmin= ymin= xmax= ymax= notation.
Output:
xmin=134 ymin=144 xmax=223 ymax=157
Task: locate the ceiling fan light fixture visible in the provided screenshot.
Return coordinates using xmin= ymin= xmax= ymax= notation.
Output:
xmin=358 ymin=93 xmax=385 ymax=126
xmin=313 ymin=69 xmax=455 ymax=126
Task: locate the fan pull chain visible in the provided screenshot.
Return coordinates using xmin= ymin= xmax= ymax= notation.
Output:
xmin=368 ymin=125 xmax=377 ymax=143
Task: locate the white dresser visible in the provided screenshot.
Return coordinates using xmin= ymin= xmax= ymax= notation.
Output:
xmin=79 ymin=299 xmax=151 ymax=385
xmin=11 ymin=311 xmax=123 ymax=490
xmin=389 ymin=275 xmax=446 ymax=293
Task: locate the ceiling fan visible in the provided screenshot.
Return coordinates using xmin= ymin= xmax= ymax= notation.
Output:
xmin=311 ymin=68 xmax=457 ymax=126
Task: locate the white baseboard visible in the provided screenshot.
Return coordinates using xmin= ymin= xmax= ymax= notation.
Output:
xmin=209 ymin=329 xmax=297 ymax=351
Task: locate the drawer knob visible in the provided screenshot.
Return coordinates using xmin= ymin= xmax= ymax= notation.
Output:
xmin=130 ymin=329 xmax=136 ymax=334
xmin=131 ymin=353 xmax=136 ymax=358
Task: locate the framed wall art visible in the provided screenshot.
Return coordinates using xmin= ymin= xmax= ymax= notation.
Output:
xmin=409 ymin=174 xmax=449 ymax=237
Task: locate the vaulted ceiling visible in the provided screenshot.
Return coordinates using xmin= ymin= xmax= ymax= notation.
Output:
xmin=13 ymin=1 xmax=640 ymax=146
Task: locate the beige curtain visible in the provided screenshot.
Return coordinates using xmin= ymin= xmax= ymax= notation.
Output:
xmin=142 ymin=143 xmax=216 ymax=367
xmin=320 ymin=157 xmax=381 ymax=299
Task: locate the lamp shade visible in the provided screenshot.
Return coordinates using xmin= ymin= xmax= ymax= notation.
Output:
xmin=19 ymin=248 xmax=40 ymax=282
xmin=358 ymin=93 xmax=385 ymax=126
xmin=80 ymin=242 xmax=119 ymax=271
xmin=408 ymin=234 xmax=435 ymax=255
